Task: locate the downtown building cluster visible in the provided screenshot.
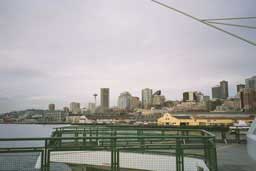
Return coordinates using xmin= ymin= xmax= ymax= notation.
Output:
xmin=46 ymin=75 xmax=256 ymax=116
xmin=1 ymin=76 xmax=256 ymax=124
xmin=210 ymin=76 xmax=256 ymax=112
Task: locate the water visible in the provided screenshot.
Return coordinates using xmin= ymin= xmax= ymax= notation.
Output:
xmin=0 ymin=124 xmax=70 ymax=171
xmin=0 ymin=124 xmax=64 ymax=138
xmin=0 ymin=124 xmax=68 ymax=148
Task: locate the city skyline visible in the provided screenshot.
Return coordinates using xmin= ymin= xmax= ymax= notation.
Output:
xmin=1 ymin=0 xmax=256 ymax=113
xmin=0 ymin=78 xmax=253 ymax=113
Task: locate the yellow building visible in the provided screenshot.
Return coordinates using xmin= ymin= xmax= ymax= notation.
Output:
xmin=157 ymin=113 xmax=254 ymax=126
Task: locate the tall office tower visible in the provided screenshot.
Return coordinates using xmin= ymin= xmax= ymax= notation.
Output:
xmin=152 ymin=90 xmax=165 ymax=107
xmin=237 ymin=84 xmax=245 ymax=93
xmin=212 ymin=86 xmax=221 ymax=99
xmin=183 ymin=92 xmax=196 ymax=102
xmin=194 ymin=92 xmax=205 ymax=102
xmin=130 ymin=96 xmax=140 ymax=109
xmin=240 ymin=88 xmax=256 ymax=112
xmin=70 ymin=102 xmax=81 ymax=114
xmin=88 ymin=103 xmax=96 ymax=113
xmin=63 ymin=107 xmax=69 ymax=113
xmin=142 ymin=88 xmax=153 ymax=109
xmin=100 ymin=88 xmax=109 ymax=111
xmin=118 ymin=92 xmax=132 ymax=110
xmin=220 ymin=80 xmax=229 ymax=99
xmin=48 ymin=104 xmax=55 ymax=111
xmin=245 ymin=76 xmax=256 ymax=89
xmin=152 ymin=95 xmax=165 ymax=106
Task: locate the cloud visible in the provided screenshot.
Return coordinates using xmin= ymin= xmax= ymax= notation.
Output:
xmin=0 ymin=67 xmax=47 ymax=79
xmin=0 ymin=0 xmax=255 ymax=113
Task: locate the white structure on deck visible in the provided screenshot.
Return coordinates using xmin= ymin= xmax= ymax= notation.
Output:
xmin=36 ymin=151 xmax=209 ymax=171
xmin=247 ymin=119 xmax=256 ymax=160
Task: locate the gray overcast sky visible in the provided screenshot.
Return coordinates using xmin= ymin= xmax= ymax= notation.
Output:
xmin=0 ymin=0 xmax=256 ymax=113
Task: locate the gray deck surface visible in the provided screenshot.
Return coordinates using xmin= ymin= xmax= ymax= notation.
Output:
xmin=217 ymin=143 xmax=256 ymax=171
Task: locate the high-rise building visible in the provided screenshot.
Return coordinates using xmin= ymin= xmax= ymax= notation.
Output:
xmin=194 ymin=92 xmax=205 ymax=102
xmin=212 ymin=86 xmax=221 ymax=99
xmin=100 ymin=88 xmax=109 ymax=111
xmin=220 ymin=80 xmax=229 ymax=99
xmin=130 ymin=97 xmax=140 ymax=109
xmin=63 ymin=107 xmax=69 ymax=113
xmin=142 ymin=88 xmax=153 ymax=109
xmin=237 ymin=84 xmax=245 ymax=93
xmin=48 ymin=104 xmax=55 ymax=111
xmin=88 ymin=103 xmax=96 ymax=113
xmin=183 ymin=92 xmax=196 ymax=102
xmin=70 ymin=102 xmax=81 ymax=114
xmin=152 ymin=95 xmax=165 ymax=106
xmin=245 ymin=76 xmax=256 ymax=89
xmin=240 ymin=88 xmax=256 ymax=112
xmin=212 ymin=80 xmax=229 ymax=99
xmin=151 ymin=90 xmax=165 ymax=107
xmin=118 ymin=92 xmax=132 ymax=110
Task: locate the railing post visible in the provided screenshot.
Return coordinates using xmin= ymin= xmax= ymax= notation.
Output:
xmin=83 ymin=128 xmax=86 ymax=146
xmin=75 ymin=128 xmax=78 ymax=144
xmin=111 ymin=137 xmax=119 ymax=171
xmin=41 ymin=151 xmax=44 ymax=171
xmin=137 ymin=129 xmax=145 ymax=152
xmin=202 ymin=131 xmax=210 ymax=166
xmin=235 ymin=128 xmax=240 ymax=144
xmin=176 ymin=138 xmax=184 ymax=171
xmin=207 ymin=138 xmax=218 ymax=171
xmin=89 ymin=128 xmax=92 ymax=143
xmin=96 ymin=127 xmax=99 ymax=145
xmin=43 ymin=139 xmax=50 ymax=171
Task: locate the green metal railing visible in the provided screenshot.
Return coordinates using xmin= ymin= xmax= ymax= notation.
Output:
xmin=0 ymin=125 xmax=218 ymax=171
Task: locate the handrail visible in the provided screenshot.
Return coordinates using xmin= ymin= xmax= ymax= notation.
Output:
xmin=0 ymin=135 xmax=214 ymax=141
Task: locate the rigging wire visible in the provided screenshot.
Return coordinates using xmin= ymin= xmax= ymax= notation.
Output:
xmin=206 ymin=21 xmax=256 ymax=30
xmin=151 ymin=0 xmax=256 ymax=46
xmin=201 ymin=17 xmax=256 ymax=21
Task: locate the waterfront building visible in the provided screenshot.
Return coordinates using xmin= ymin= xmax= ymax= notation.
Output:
xmin=48 ymin=104 xmax=55 ymax=111
xmin=157 ymin=113 xmax=254 ymax=126
xmin=79 ymin=115 xmax=93 ymax=124
xmin=70 ymin=102 xmax=81 ymax=114
xmin=220 ymin=80 xmax=229 ymax=99
xmin=100 ymin=88 xmax=109 ymax=112
xmin=44 ymin=111 xmax=68 ymax=122
xmin=240 ymin=88 xmax=256 ymax=112
xmin=237 ymin=84 xmax=245 ymax=93
xmin=118 ymin=92 xmax=132 ymax=110
xmin=245 ymin=76 xmax=256 ymax=89
xmin=66 ymin=115 xmax=81 ymax=123
xmin=88 ymin=103 xmax=96 ymax=113
xmin=142 ymin=88 xmax=153 ymax=109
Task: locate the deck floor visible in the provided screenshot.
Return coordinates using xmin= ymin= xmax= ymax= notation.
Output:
xmin=217 ymin=143 xmax=256 ymax=171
